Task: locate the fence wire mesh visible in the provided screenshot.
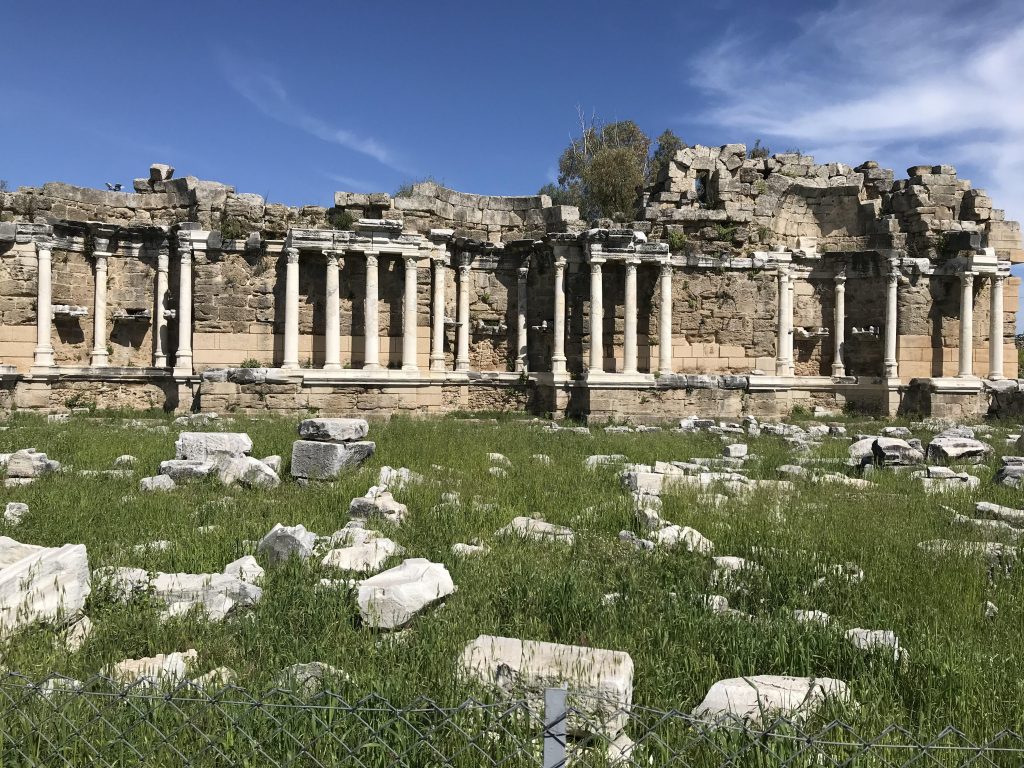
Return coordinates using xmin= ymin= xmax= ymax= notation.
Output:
xmin=0 ymin=671 xmax=1022 ymax=767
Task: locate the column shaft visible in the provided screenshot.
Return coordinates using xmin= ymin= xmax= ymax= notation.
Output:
xmin=402 ymin=255 xmax=418 ymax=371
xmin=363 ymin=254 xmax=381 ymax=370
xmin=883 ymin=269 xmax=898 ymax=378
xmin=551 ymin=254 xmax=567 ymax=375
xmin=429 ymin=256 xmax=446 ymax=372
xmin=90 ymin=253 xmax=110 ymax=367
xmin=831 ymin=274 xmax=846 ymax=376
xmin=516 ymin=265 xmax=529 ymax=372
xmin=776 ymin=267 xmax=793 ymax=375
xmin=958 ymin=271 xmax=974 ymax=377
xmin=153 ymin=248 xmax=168 ymax=367
xmin=323 ymin=252 xmax=341 ymax=370
xmin=455 ymin=255 xmax=470 ymax=372
xmin=33 ymin=243 xmax=54 ymax=369
xmin=623 ymin=261 xmax=638 ymax=374
xmin=659 ymin=262 xmax=673 ymax=374
xmin=589 ymin=260 xmax=603 ymax=372
xmin=282 ymin=248 xmax=300 ymax=370
xmin=174 ymin=245 xmax=194 ymax=376
xmin=990 ymin=274 xmax=1005 ymax=380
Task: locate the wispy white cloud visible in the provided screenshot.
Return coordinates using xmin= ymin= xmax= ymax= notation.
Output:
xmin=689 ymin=0 xmax=1024 ymax=223
xmin=320 ymin=171 xmax=382 ymax=192
xmin=220 ymin=54 xmax=407 ymax=173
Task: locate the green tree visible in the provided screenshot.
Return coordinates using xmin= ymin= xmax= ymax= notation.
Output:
xmin=549 ymin=114 xmax=651 ymax=219
xmin=649 ymin=130 xmax=685 ymax=183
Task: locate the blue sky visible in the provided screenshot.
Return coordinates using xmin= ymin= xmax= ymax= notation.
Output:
xmin=5 ymin=0 xmax=1024 ymax=323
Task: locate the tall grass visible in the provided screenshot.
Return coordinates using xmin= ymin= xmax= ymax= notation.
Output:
xmin=0 ymin=411 xmax=1022 ymax=748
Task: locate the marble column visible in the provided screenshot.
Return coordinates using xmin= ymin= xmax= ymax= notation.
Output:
xmin=831 ymin=273 xmax=846 ymax=376
xmin=363 ymin=254 xmax=381 ymax=371
xmin=429 ymin=255 xmax=446 ymax=372
xmin=883 ymin=267 xmax=899 ymax=378
xmin=658 ymin=261 xmax=673 ymax=375
xmin=455 ymin=254 xmax=470 ymax=372
xmin=32 ymin=241 xmax=54 ymax=370
xmin=153 ymin=247 xmax=168 ymax=367
xmin=623 ymin=260 xmax=638 ymax=374
xmin=516 ymin=263 xmax=529 ymax=372
xmin=958 ymin=270 xmax=975 ymax=378
xmin=282 ymin=247 xmax=300 ymax=371
xmin=551 ymin=253 xmax=567 ymax=375
xmin=776 ymin=266 xmax=793 ymax=376
xmin=589 ymin=258 xmax=604 ymax=372
xmin=323 ymin=251 xmax=341 ymax=370
xmin=174 ymin=244 xmax=194 ymax=377
xmin=989 ymin=273 xmax=1005 ymax=380
xmin=89 ymin=251 xmax=110 ymax=367
xmin=402 ymin=254 xmax=418 ymax=371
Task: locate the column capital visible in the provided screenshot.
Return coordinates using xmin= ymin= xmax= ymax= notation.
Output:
xmin=659 ymin=260 xmax=673 ymax=277
xmin=91 ymin=250 xmax=111 ymax=264
xmin=833 ymin=271 xmax=847 ymax=285
xmin=518 ymin=265 xmax=530 ymax=279
xmin=366 ymin=253 xmax=378 ymax=268
xmin=553 ymin=254 xmax=567 ymax=270
xmin=157 ymin=249 xmax=169 ymax=272
xmin=403 ymin=253 xmax=419 ymax=267
xmin=179 ymin=244 xmax=194 ymax=262
xmin=284 ymin=247 xmax=300 ymax=264
xmin=431 ymin=251 xmax=449 ymax=265
xmin=993 ymin=272 xmax=1007 ymax=284
xmin=961 ymin=270 xmax=975 ymax=285
xmin=324 ymin=250 xmax=341 ymax=266
xmin=458 ymin=253 xmax=472 ymax=272
xmin=34 ymin=239 xmax=54 ymax=255
xmin=590 ymin=260 xmax=603 ymax=275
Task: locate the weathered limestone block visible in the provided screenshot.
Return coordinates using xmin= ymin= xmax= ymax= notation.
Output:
xmin=321 ymin=538 xmax=403 ymax=572
xmin=175 ymin=432 xmax=253 ymax=461
xmin=926 ymin=437 xmax=992 ymax=464
xmin=460 ymin=635 xmax=634 ymax=738
xmin=159 ymin=460 xmax=216 ymax=483
xmin=140 ymin=475 xmax=176 ymax=492
xmin=0 ymin=538 xmax=90 ymax=633
xmin=692 ymin=675 xmax=850 ymax=726
xmin=496 ymin=516 xmax=574 ymax=544
xmin=356 ymin=558 xmax=455 ymax=629
xmin=6 ymin=449 xmax=60 ymax=478
xmin=290 ymin=440 xmax=375 ymax=479
xmin=349 ymin=487 xmax=407 ymax=524
xmin=258 ymin=523 xmax=317 ymax=564
xmin=109 ymin=649 xmax=197 ymax=688
xmin=297 ymin=418 xmax=369 ymax=442
xmin=214 ymin=455 xmax=280 ymax=489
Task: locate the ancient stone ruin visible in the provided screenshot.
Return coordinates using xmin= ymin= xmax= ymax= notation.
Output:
xmin=0 ymin=149 xmax=1020 ymax=419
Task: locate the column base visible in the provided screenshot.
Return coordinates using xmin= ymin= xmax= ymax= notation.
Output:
xmin=831 ymin=364 xmax=846 ymax=377
xmin=551 ymin=358 xmax=566 ymax=376
xmin=322 ymin=363 xmax=341 ymax=371
xmin=30 ymin=365 xmax=56 ymax=378
xmin=172 ymin=367 xmax=194 ymax=378
xmin=154 ymin=356 xmax=168 ymax=368
xmin=429 ymin=359 xmax=446 ymax=373
xmin=281 ymin=363 xmax=300 ymax=372
xmin=988 ymin=373 xmax=1005 ymax=381
xmin=362 ymin=363 xmax=382 ymax=372
xmin=90 ymin=351 xmax=109 ymax=368
xmin=401 ymin=364 xmax=419 ymax=372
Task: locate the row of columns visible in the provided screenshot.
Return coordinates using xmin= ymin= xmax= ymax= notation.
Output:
xmin=775 ymin=265 xmax=1006 ymax=380
xmin=29 ymin=240 xmax=1010 ymax=381
xmin=586 ymin=258 xmax=675 ymax=375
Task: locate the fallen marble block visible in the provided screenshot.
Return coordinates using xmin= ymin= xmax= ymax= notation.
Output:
xmin=460 ymin=634 xmax=634 ymax=738
xmin=290 ymin=440 xmax=375 ymax=479
xmin=0 ymin=537 xmax=90 ymax=634
xmin=175 ymin=432 xmax=252 ymax=461
xmin=356 ymin=558 xmax=455 ymax=629
xmin=692 ymin=675 xmax=850 ymax=727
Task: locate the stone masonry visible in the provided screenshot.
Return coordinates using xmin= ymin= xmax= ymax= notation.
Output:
xmin=0 ymin=149 xmax=1020 ymax=421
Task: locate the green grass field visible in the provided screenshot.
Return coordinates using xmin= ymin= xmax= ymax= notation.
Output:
xmin=1 ymin=411 xmax=1022 ymax=764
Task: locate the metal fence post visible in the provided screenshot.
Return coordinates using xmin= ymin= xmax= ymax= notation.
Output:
xmin=543 ymin=686 xmax=567 ymax=768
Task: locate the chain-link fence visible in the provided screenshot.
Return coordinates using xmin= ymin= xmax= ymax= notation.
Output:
xmin=1 ymin=671 xmax=1023 ymax=767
